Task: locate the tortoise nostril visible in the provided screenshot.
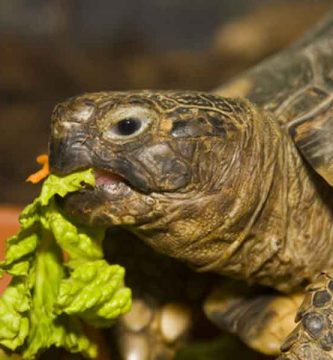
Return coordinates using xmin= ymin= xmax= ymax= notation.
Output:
xmin=51 ymin=100 xmax=95 ymax=130
xmin=70 ymin=101 xmax=95 ymax=123
xmin=52 ymin=121 xmax=82 ymax=138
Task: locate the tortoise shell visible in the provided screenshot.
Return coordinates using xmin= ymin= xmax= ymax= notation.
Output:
xmin=216 ymin=9 xmax=333 ymax=186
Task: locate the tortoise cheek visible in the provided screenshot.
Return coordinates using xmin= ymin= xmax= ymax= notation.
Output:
xmin=134 ymin=142 xmax=191 ymax=192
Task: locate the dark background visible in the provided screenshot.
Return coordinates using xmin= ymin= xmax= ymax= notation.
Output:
xmin=0 ymin=0 xmax=332 ymax=204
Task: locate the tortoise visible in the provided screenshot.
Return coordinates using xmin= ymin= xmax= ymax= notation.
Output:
xmin=48 ymin=8 xmax=333 ymax=360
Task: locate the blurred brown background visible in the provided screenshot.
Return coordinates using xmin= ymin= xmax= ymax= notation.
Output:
xmin=1 ymin=0 xmax=333 ymax=204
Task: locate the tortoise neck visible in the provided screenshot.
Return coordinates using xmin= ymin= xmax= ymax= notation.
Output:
xmin=279 ymin=136 xmax=333 ymax=290
xmin=207 ymin=109 xmax=333 ymax=292
xmin=192 ymin=108 xmax=288 ymax=281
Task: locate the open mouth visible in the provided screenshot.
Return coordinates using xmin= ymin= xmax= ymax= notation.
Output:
xmin=94 ymin=168 xmax=137 ymax=200
xmin=94 ymin=168 xmax=126 ymax=187
xmin=93 ymin=168 xmax=133 ymax=196
xmin=94 ymin=165 xmax=152 ymax=195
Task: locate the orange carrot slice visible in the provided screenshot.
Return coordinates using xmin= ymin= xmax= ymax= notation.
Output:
xmin=26 ymin=154 xmax=50 ymax=184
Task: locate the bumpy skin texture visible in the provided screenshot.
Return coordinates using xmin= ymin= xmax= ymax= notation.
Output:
xmin=49 ymin=10 xmax=333 ymax=360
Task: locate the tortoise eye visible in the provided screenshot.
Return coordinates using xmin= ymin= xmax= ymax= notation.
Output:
xmin=112 ymin=118 xmax=142 ymax=136
xmin=102 ymin=106 xmax=155 ymax=141
xmin=105 ymin=116 xmax=151 ymax=140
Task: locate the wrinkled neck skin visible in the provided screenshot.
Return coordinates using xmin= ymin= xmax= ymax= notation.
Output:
xmin=134 ymin=104 xmax=333 ymax=293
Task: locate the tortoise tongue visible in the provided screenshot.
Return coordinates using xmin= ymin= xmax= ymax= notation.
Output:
xmin=94 ymin=169 xmax=124 ymax=186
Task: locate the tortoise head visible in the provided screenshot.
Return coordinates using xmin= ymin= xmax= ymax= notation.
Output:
xmin=49 ymin=90 xmax=279 ymax=270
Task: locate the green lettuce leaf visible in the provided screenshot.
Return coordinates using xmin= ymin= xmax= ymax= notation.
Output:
xmin=0 ymin=169 xmax=132 ymax=359
xmin=0 ymin=279 xmax=30 ymax=350
xmin=56 ymin=260 xmax=132 ymax=327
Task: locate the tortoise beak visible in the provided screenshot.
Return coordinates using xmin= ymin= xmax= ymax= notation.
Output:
xmin=49 ymin=132 xmax=93 ymax=175
xmin=49 ymin=134 xmax=153 ymax=193
xmin=49 ymin=96 xmax=97 ymax=175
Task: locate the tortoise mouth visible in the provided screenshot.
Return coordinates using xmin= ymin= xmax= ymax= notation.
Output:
xmin=93 ymin=157 xmax=155 ymax=194
xmin=93 ymin=167 xmax=151 ymax=196
xmin=92 ymin=167 xmax=134 ymax=198
xmin=94 ymin=168 xmax=127 ymax=187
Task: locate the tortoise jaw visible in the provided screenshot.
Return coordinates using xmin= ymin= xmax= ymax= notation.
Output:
xmin=60 ymin=167 xmax=155 ymax=228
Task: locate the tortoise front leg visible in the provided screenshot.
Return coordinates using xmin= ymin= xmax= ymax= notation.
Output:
xmin=204 ymin=281 xmax=303 ymax=356
xmin=278 ymin=272 xmax=333 ymax=360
